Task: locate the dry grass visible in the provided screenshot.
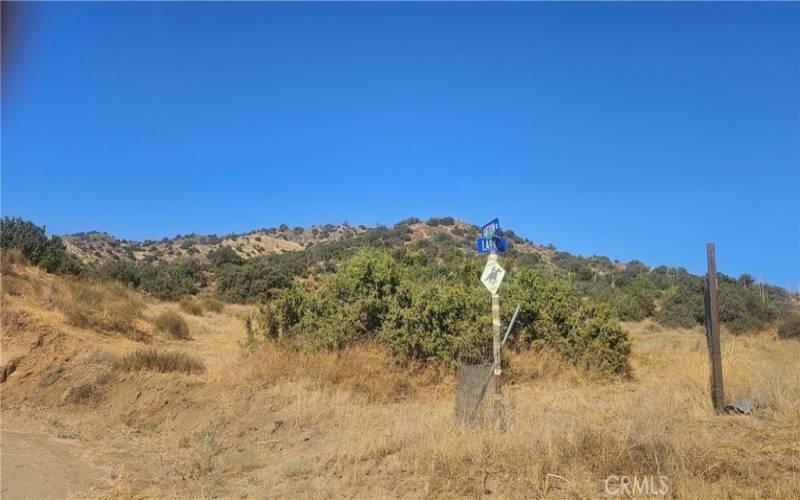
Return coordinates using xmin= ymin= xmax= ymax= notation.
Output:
xmin=240 ymin=343 xmax=450 ymax=402
xmin=180 ymin=297 xmax=204 ymax=316
xmin=119 ymin=348 xmax=206 ymax=374
xmin=153 ymin=310 xmax=190 ymax=339
xmin=62 ymin=382 xmax=103 ymax=405
xmin=227 ymin=325 xmax=799 ymax=498
xmin=201 ymin=297 xmax=225 ymax=314
xmin=0 ymin=247 xmax=28 ymax=276
xmin=59 ymin=279 xmax=144 ymax=335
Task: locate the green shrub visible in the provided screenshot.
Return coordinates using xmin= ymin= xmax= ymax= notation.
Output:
xmin=777 ymin=313 xmax=800 ymax=340
xmin=566 ymin=302 xmax=631 ymax=376
xmin=207 ymin=246 xmax=243 ymax=267
xmin=425 ymin=217 xmax=455 ymax=226
xmin=179 ymin=297 xmax=203 ymax=316
xmin=379 ymin=281 xmax=490 ymax=364
xmin=0 ymin=217 xmax=83 ymax=275
xmin=272 ymin=284 xmax=311 ymax=335
xmin=612 ymin=288 xmax=655 ymax=321
xmin=137 ymin=259 xmax=206 ymax=300
xmin=97 ymin=260 xmax=140 ymax=288
xmin=243 ymin=303 xmax=279 ymax=347
xmin=273 ymin=249 xmax=402 ymax=349
xmin=718 ymin=283 xmax=777 ymax=334
xmin=214 ymin=260 xmax=292 ymax=303
xmin=503 ymin=268 xmax=576 ymax=346
xmin=154 ymin=310 xmax=190 ymax=339
xmin=267 ymin=250 xmax=631 ymax=375
xmin=504 ymin=269 xmax=630 ymax=375
xmin=655 ymin=284 xmax=704 ymax=329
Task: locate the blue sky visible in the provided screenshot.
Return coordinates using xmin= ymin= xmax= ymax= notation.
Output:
xmin=2 ymin=2 xmax=798 ymax=287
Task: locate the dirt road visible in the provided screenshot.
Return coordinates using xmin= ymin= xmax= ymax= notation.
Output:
xmin=0 ymin=430 xmax=99 ymax=499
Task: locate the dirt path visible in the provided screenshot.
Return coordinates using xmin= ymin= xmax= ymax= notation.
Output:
xmin=0 ymin=430 xmax=100 ymax=500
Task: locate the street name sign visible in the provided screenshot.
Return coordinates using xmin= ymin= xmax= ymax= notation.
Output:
xmin=476 ymin=237 xmax=508 ymax=254
xmin=481 ymin=218 xmax=502 ymax=239
xmin=476 ymin=218 xmax=507 ymax=254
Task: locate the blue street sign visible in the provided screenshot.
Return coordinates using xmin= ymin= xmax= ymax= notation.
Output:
xmin=476 ymin=237 xmax=507 ymax=254
xmin=480 ymin=218 xmax=503 ymax=239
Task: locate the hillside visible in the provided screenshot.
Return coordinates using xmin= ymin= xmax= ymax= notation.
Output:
xmin=62 ymin=218 xmax=556 ymax=268
xmin=3 ymin=215 xmax=794 ymax=338
xmin=62 ymin=223 xmax=368 ymax=265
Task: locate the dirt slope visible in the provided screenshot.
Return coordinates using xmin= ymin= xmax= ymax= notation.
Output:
xmin=1 ymin=430 xmax=100 ymax=500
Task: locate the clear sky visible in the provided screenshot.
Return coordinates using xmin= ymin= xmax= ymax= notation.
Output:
xmin=2 ymin=2 xmax=798 ymax=288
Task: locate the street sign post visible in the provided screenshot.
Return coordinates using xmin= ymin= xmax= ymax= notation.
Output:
xmin=477 ymin=218 xmax=507 ymax=429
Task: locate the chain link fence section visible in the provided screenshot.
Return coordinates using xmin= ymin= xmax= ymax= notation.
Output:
xmin=454 ymin=364 xmax=492 ymax=424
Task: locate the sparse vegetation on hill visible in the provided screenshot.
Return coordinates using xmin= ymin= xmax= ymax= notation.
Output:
xmin=3 ymin=217 xmax=796 ymax=340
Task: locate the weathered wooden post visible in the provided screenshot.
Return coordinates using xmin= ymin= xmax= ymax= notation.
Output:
xmin=489 ymin=254 xmax=503 ymax=423
xmin=705 ymin=243 xmax=725 ymax=414
xmin=476 ymin=219 xmax=508 ymax=428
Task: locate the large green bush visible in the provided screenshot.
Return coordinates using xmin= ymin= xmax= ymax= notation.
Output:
xmin=654 ymin=284 xmax=704 ymax=329
xmin=566 ymin=302 xmax=631 ymax=376
xmin=611 ymin=288 xmax=656 ymax=321
xmin=266 ymin=249 xmax=631 ymax=375
xmin=215 ymin=260 xmax=292 ymax=303
xmin=503 ymin=268 xmax=630 ymax=375
xmin=138 ymin=259 xmax=206 ymax=300
xmin=0 ymin=217 xmax=83 ymax=274
xmin=207 ymin=246 xmax=243 ymax=268
xmin=718 ymin=283 xmax=777 ymax=334
xmin=379 ymin=281 xmax=490 ymax=363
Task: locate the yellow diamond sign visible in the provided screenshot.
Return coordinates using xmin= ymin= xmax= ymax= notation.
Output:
xmin=480 ymin=260 xmax=505 ymax=294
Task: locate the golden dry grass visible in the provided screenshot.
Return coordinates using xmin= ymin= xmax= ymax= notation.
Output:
xmin=239 ymin=343 xmax=450 ymax=403
xmin=217 ymin=321 xmax=800 ymax=498
xmin=153 ymin=310 xmax=190 ymax=339
xmin=179 ymin=297 xmax=204 ymax=316
xmin=59 ymin=279 xmax=144 ymax=334
xmin=119 ymin=348 xmax=206 ymax=374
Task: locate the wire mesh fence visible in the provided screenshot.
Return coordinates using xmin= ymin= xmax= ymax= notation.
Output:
xmin=454 ymin=363 xmax=492 ymax=424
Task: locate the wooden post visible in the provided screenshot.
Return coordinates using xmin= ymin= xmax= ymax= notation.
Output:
xmin=488 ymin=253 xmax=502 ymax=426
xmin=706 ymin=243 xmax=725 ymax=414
